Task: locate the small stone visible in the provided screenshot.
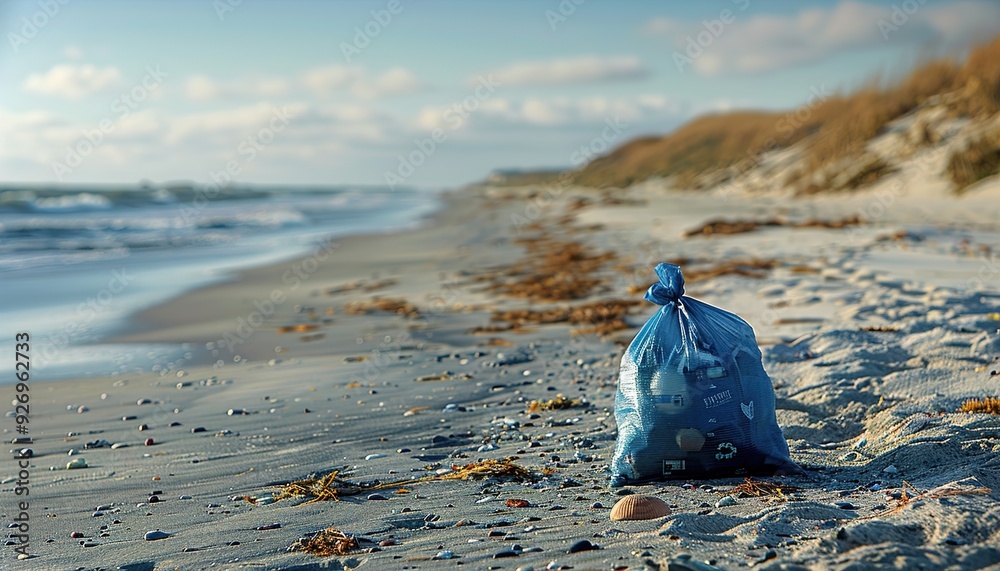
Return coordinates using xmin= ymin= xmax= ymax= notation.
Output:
xmin=122 ymin=415 xmax=137 ymax=421
xmin=92 ymin=511 xmax=104 ymax=517
xmin=494 ymin=549 xmax=520 ymax=558
xmin=380 ymin=539 xmax=397 ymax=547
xmin=567 ymin=539 xmax=599 ymax=553
xmin=15 ymin=448 xmax=32 ymax=459
xmin=883 ymin=465 xmax=899 ymax=474
xmin=228 ymin=408 xmax=248 ymax=416
xmin=77 ymin=405 xmax=89 ymax=413
xmin=138 ymin=424 xmax=149 ymax=431
xmin=191 ymin=427 xmax=206 ymax=433
xmin=144 ymin=530 xmax=169 ymax=541
xmin=396 ymin=448 xmax=411 ymax=453
xmin=17 ymin=553 xmax=31 ymax=560
xmin=516 ymin=567 xmax=536 ymax=571
xmin=590 ymin=502 xmax=604 ymax=509
xmin=67 ymin=458 xmax=88 ymax=470
xmin=716 ymin=496 xmax=737 ymax=508
xmin=148 ymin=495 xmax=160 ymax=503
xmin=179 ymin=494 xmax=192 ymax=500
xmin=433 ymin=550 xmax=454 ymax=560
xmin=365 ymin=453 xmax=385 ymax=460
xmin=144 ymin=438 xmax=155 ymax=446
xmin=835 ymin=501 xmax=857 ymax=510
xmin=111 ymin=443 xmax=128 ymax=449
xmin=70 ymin=531 xmax=84 ymax=538
xmin=137 ymin=399 xmax=152 ymax=405
xmin=255 ymin=523 xmax=281 ymax=530
xmin=367 ymin=493 xmax=388 ymax=501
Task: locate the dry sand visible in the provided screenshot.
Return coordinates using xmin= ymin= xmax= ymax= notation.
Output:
xmin=6 ymin=147 xmax=1000 ymax=570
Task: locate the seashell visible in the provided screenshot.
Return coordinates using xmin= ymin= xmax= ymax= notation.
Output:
xmin=676 ymin=428 xmax=706 ymax=452
xmin=609 ymin=494 xmax=671 ymax=521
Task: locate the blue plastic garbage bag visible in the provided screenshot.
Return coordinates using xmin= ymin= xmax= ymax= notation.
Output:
xmin=610 ymin=263 xmax=800 ymax=486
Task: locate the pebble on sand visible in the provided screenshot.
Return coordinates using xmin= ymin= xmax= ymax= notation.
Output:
xmin=716 ymin=496 xmax=737 ymax=508
xmin=144 ymin=530 xmax=169 ymax=541
xmin=567 ymin=539 xmax=600 ymax=553
xmin=433 ymin=550 xmax=454 ymax=560
xmin=67 ymin=458 xmax=87 ymax=470
xmin=144 ymin=438 xmax=155 ymax=446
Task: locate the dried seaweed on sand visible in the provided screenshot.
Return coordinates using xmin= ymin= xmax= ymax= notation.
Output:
xmin=290 ymin=527 xmax=360 ymax=556
xmin=343 ymin=297 xmax=420 ymax=318
xmin=528 ymin=394 xmax=586 ymax=412
xmin=275 ymin=470 xmax=361 ymax=503
xmin=630 ymin=259 xmax=779 ymax=292
xmin=274 ymin=459 xmax=540 ymax=505
xmin=480 ymin=235 xmax=616 ymax=302
xmin=958 ymin=397 xmax=1000 ymax=414
xmin=433 ymin=459 xmax=537 ymax=482
xmin=276 ymin=323 xmax=319 ymax=333
xmin=867 ymin=480 xmax=991 ymax=519
xmin=683 ymin=215 xmax=864 ymax=237
xmin=485 ymin=299 xmax=641 ymax=336
xmin=730 ymin=477 xmax=801 ymax=501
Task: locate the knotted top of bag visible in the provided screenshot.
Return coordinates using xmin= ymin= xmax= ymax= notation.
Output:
xmin=644 ymin=262 xmax=685 ymax=305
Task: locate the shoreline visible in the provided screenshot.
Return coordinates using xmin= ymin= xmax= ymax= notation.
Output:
xmin=8 ymin=174 xmax=1000 ymax=570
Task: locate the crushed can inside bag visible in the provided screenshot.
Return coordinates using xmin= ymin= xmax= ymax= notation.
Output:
xmin=610 ymin=263 xmax=801 ymax=486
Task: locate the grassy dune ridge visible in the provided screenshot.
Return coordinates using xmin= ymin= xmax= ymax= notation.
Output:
xmin=571 ymin=36 xmax=1000 ymax=191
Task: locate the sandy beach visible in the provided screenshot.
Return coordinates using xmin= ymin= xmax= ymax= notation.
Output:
xmin=8 ymin=119 xmax=1000 ymax=570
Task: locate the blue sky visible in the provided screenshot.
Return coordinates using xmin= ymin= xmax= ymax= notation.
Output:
xmin=1 ymin=0 xmax=998 ymax=188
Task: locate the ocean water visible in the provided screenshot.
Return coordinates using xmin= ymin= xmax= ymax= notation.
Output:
xmin=0 ymin=185 xmax=440 ymax=381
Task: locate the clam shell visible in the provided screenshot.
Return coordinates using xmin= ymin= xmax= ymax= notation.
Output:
xmin=609 ymin=494 xmax=671 ymax=521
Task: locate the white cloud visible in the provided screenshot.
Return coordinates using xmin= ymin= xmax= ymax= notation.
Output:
xmin=647 ymin=0 xmax=1000 ymax=75
xmin=415 ymin=95 xmax=680 ymax=132
xmin=63 ymin=46 xmax=83 ymax=59
xmin=185 ymin=66 xmax=421 ymax=102
xmin=23 ymin=64 xmax=122 ymax=98
xmin=302 ymin=66 xmax=420 ymax=99
xmin=485 ymin=56 xmax=649 ymax=86
xmin=184 ymin=74 xmax=293 ymax=101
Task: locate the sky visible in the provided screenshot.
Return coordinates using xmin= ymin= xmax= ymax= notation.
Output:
xmin=1 ymin=0 xmax=998 ymax=189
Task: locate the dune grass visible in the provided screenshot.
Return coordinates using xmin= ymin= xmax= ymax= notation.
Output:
xmin=571 ymin=36 xmax=1000 ymax=191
